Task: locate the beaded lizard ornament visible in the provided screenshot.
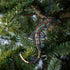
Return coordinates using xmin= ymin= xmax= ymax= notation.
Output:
xmin=19 ymin=17 xmax=60 ymax=64
xmin=19 ymin=0 xmax=61 ymax=64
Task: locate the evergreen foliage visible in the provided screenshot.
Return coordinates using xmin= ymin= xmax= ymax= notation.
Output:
xmin=0 ymin=0 xmax=70 ymax=70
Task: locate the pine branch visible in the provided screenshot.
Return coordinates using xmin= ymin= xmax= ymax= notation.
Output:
xmin=0 ymin=33 xmax=37 ymax=66
xmin=47 ymin=57 xmax=61 ymax=70
xmin=60 ymin=12 xmax=70 ymax=19
xmin=0 ymin=46 xmax=21 ymax=65
xmin=31 ymin=5 xmax=70 ymax=19
xmin=31 ymin=5 xmax=46 ymax=18
xmin=46 ymin=41 xmax=70 ymax=57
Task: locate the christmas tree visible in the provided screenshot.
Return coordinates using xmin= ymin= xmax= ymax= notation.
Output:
xmin=0 ymin=0 xmax=70 ymax=70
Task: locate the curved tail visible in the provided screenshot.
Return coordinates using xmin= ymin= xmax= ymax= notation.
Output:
xmin=19 ymin=49 xmax=41 ymax=64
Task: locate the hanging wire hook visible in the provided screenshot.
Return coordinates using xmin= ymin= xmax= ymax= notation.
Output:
xmin=46 ymin=0 xmax=54 ymax=17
